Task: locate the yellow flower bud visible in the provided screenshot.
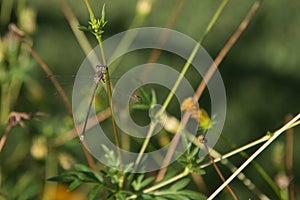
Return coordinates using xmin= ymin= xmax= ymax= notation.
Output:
xmin=199 ymin=109 xmax=211 ymax=130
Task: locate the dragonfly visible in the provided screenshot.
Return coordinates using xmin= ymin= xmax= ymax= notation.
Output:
xmin=80 ymin=64 xmax=106 ymax=142
xmin=46 ymin=65 xmax=143 ymax=141
xmin=46 ymin=69 xmax=143 ymax=105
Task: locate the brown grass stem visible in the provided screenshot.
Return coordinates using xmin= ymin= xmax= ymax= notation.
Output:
xmin=9 ymin=24 xmax=73 ymax=116
xmin=203 ymin=140 xmax=238 ymax=200
xmin=9 ymin=23 xmax=98 ymax=170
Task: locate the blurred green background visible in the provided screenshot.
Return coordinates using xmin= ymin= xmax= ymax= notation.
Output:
xmin=0 ymin=0 xmax=299 ymax=199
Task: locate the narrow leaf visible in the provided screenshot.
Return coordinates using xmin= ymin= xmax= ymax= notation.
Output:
xmin=74 ymin=164 xmax=103 ymax=183
xmin=101 ymin=4 xmax=106 ymax=23
xmin=89 ymin=184 xmax=101 ymax=200
xmin=68 ymin=179 xmax=82 ymax=190
xmin=138 ymin=87 xmax=151 ymax=104
xmin=178 ymin=190 xmax=206 ymax=200
xmin=169 ymin=178 xmax=190 ymax=191
xmin=74 ymin=164 xmax=92 ymax=172
xmin=139 ymin=176 xmax=155 ymax=189
xmin=47 ymin=172 xmax=77 ymax=183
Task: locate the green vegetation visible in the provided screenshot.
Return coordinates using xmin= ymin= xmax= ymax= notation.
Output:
xmin=0 ymin=0 xmax=299 ymax=199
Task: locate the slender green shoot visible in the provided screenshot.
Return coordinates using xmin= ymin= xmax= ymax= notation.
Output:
xmin=79 ymin=1 xmax=123 ymax=178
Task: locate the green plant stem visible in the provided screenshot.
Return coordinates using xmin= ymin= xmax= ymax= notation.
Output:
xmin=200 ymin=134 xmax=271 ymax=168
xmin=144 ymin=167 xmax=190 ymax=194
xmin=95 ymin=26 xmax=123 ymax=175
xmin=162 ymin=0 xmax=228 ymax=111
xmin=137 ymin=0 xmax=229 ymax=182
xmin=130 ymin=0 xmax=186 ymax=172
xmin=288 ymin=120 xmax=300 ymax=129
xmin=84 ymin=0 xmax=95 ymax=20
xmin=133 ymin=122 xmax=156 ymax=170
xmin=220 ymin=133 xmax=282 ymax=198
xmin=164 ymin=116 xmax=270 ymax=198
xmin=126 ymin=168 xmax=189 ymax=199
xmin=208 ymin=113 xmax=300 ymax=200
xmin=83 ymin=0 xmax=123 ymax=184
xmin=185 ymin=130 xmax=270 ymax=199
xmin=155 ymin=0 xmax=228 ymax=182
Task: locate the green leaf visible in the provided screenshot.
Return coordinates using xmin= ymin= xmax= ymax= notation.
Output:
xmin=47 ymin=172 xmax=77 ymax=183
xmin=123 ymin=162 xmax=134 ymax=172
xmin=101 ymin=4 xmax=106 ymax=24
xmin=150 ymin=89 xmax=157 ymax=105
xmin=89 ymin=184 xmax=101 ymax=200
xmin=68 ymin=179 xmax=82 ymax=190
xmin=189 ymin=147 xmax=199 ymax=158
xmin=159 ymin=194 xmax=187 ymax=200
xmin=77 ymin=24 xmax=91 ymax=32
xmin=74 ymin=164 xmax=103 ymax=183
xmin=132 ymin=174 xmax=144 ymax=191
xmin=74 ymin=164 xmax=91 ymax=171
xmin=169 ymin=178 xmax=190 ymax=191
xmin=138 ymin=87 xmax=151 ymax=104
xmin=178 ymin=190 xmax=206 ymax=200
xmin=139 ymin=176 xmax=155 ymax=190
xmin=132 ymin=175 xmax=155 ymax=191
xmin=142 ymin=194 xmax=155 ymax=199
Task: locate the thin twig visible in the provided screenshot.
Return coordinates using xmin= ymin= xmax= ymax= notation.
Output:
xmin=184 ymin=130 xmax=269 ymax=199
xmin=9 ymin=23 xmax=98 ymax=169
xmin=200 ymin=134 xmax=271 ymax=168
xmin=0 ymin=125 xmax=12 ymax=152
xmin=203 ymin=139 xmax=238 ymax=200
xmin=208 ymin=113 xmax=300 ymax=199
xmin=0 ymin=112 xmax=45 ymax=152
xmin=132 ymin=0 xmax=186 ymax=170
xmin=9 ymin=24 xmax=73 ymax=116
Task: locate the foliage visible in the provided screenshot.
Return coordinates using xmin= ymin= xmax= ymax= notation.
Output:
xmin=48 ymin=143 xmax=206 ymax=199
xmin=0 ymin=0 xmax=299 ymax=199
